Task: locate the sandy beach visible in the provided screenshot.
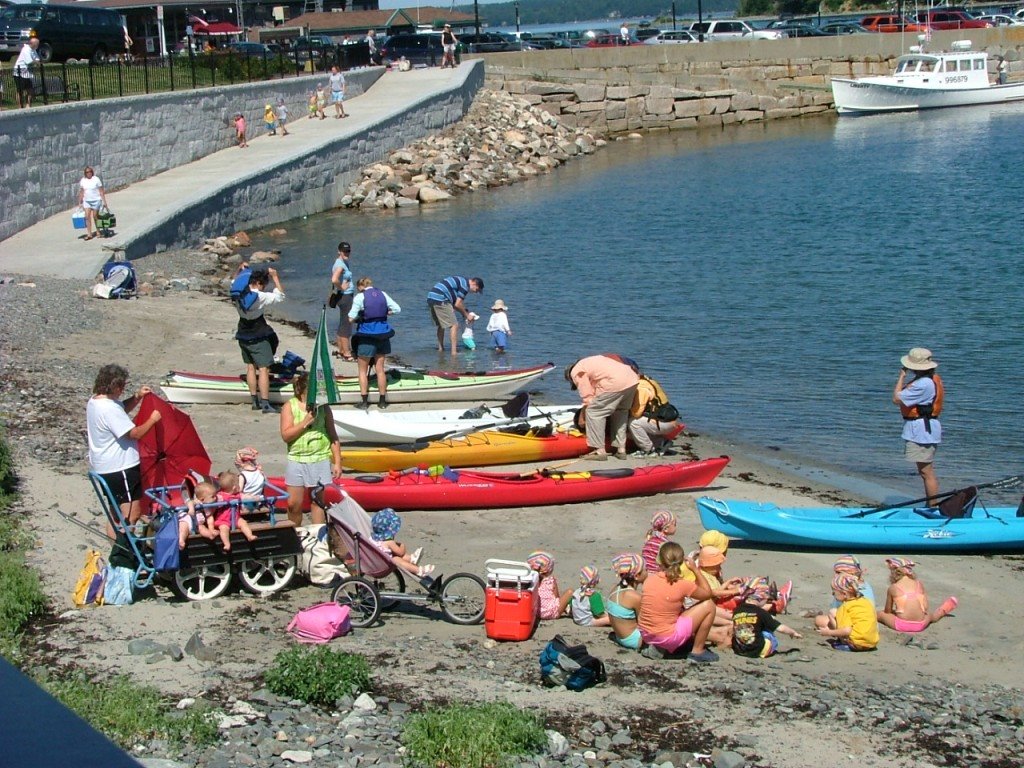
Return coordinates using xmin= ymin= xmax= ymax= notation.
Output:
xmin=2 ymin=258 xmax=1022 ymax=768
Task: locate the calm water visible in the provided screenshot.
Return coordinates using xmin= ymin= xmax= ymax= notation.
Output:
xmin=252 ymin=104 xmax=1024 ymax=500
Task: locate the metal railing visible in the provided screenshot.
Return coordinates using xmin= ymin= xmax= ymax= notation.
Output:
xmin=0 ymin=42 xmax=374 ymax=109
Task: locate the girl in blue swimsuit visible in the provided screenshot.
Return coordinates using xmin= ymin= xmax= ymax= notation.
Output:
xmin=607 ymin=553 xmax=646 ymax=651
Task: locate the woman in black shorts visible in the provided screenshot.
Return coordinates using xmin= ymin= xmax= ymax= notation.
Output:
xmin=86 ymin=364 xmax=161 ymax=534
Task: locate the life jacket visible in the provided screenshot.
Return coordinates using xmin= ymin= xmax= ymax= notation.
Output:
xmin=230 ymin=269 xmax=259 ymax=313
xmin=900 ymin=374 xmax=943 ymax=434
xmin=354 ymin=287 xmax=392 ymax=337
xmin=630 ymin=374 xmax=679 ymax=423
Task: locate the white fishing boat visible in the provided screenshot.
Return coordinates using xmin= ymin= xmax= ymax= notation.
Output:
xmin=831 ymin=40 xmax=1024 ymax=115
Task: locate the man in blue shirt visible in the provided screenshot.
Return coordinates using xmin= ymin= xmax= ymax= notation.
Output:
xmin=426 ymin=275 xmax=483 ymax=353
xmin=331 ymin=242 xmax=355 ymax=361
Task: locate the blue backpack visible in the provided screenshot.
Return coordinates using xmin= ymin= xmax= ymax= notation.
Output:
xmin=230 ymin=268 xmax=259 ymax=312
xmin=539 ymin=634 xmax=606 ymax=692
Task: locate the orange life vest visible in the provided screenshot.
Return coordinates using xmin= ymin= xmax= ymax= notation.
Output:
xmin=900 ymin=374 xmax=944 ymax=420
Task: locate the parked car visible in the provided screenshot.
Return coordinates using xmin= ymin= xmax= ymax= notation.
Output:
xmin=459 ymin=32 xmax=512 ymax=53
xmin=291 ymin=35 xmax=335 ymax=51
xmin=769 ymin=22 xmax=830 ymax=37
xmin=914 ymin=10 xmax=992 ymax=29
xmin=819 ymin=21 xmax=871 ymax=35
xmin=634 ymin=27 xmax=662 ymax=41
xmin=0 ymin=3 xmax=125 ymax=63
xmin=585 ymin=34 xmax=631 ymax=47
xmin=687 ymin=20 xmax=786 ymax=41
xmin=976 ymin=14 xmax=1024 ymax=26
xmin=643 ymin=30 xmax=698 ymax=44
xmin=228 ymin=42 xmax=277 ymax=57
xmin=380 ymin=32 xmax=445 ymax=66
xmin=860 ymin=14 xmax=928 ymax=33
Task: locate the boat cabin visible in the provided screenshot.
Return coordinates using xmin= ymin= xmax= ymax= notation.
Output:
xmin=891 ymin=41 xmax=989 ymax=88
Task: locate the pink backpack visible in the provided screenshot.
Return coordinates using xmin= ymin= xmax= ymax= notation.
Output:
xmin=286 ymin=602 xmax=352 ymax=643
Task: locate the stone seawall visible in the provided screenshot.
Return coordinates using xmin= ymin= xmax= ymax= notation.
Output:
xmin=113 ymin=61 xmax=484 ymax=259
xmin=478 ymin=28 xmax=1024 ymax=134
xmin=0 ymin=69 xmax=382 ymax=243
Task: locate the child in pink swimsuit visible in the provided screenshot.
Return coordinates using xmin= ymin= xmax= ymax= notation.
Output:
xmin=877 ymin=557 xmax=957 ymax=634
xmin=527 ymin=551 xmax=572 ymax=620
xmin=212 ymin=470 xmax=257 ymax=552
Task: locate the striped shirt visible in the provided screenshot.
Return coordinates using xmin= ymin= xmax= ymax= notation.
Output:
xmin=427 ymin=276 xmax=469 ymax=305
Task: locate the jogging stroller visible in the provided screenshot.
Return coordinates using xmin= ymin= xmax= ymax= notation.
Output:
xmin=325 ymin=492 xmax=485 ymax=628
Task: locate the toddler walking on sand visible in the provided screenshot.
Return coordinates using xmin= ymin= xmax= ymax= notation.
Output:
xmin=877 ymin=557 xmax=957 ymax=633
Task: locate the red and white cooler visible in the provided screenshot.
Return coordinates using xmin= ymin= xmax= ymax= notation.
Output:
xmin=484 ymin=559 xmax=540 ymax=642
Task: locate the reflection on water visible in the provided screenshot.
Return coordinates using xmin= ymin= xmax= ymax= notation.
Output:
xmin=252 ymin=104 xmax=1024 ymax=499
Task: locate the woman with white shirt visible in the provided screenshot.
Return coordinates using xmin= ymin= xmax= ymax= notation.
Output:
xmin=77 ymin=166 xmax=108 ymax=241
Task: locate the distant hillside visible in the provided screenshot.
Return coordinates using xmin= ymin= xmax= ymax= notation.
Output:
xmin=455 ymin=0 xmax=740 ymax=28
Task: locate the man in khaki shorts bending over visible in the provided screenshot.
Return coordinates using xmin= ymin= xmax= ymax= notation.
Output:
xmin=426 ymin=275 xmax=483 ymax=353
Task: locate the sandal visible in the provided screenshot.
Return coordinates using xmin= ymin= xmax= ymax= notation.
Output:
xmin=83 ymin=233 xmax=96 ymax=241
xmin=342 ymin=355 xmax=356 ymax=362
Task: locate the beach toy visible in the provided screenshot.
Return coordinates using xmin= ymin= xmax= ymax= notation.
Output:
xmin=462 ymin=325 xmax=476 ymax=349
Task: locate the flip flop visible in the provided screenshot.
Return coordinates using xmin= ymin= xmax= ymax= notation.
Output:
xmin=83 ymin=233 xmax=96 ymax=240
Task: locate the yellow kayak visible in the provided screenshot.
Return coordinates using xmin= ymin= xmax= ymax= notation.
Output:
xmin=342 ymin=428 xmax=590 ymax=472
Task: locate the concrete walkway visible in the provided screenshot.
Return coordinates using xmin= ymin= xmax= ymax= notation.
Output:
xmin=0 ymin=62 xmax=481 ymax=280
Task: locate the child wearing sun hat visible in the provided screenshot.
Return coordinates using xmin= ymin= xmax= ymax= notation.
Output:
xmin=486 ymin=299 xmax=511 ymax=353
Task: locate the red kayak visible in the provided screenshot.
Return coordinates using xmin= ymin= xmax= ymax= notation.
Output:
xmin=291 ymin=456 xmax=730 ymax=511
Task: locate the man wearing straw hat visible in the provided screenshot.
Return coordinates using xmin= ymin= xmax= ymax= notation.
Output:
xmin=893 ymin=347 xmax=943 ymax=505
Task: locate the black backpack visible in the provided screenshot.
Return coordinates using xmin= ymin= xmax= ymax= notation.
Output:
xmin=539 ymin=634 xmax=606 ymax=692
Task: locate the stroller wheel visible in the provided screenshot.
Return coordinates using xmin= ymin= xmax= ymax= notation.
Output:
xmin=371 ymin=569 xmax=406 ymax=610
xmin=439 ymin=572 xmax=486 ymax=625
xmin=238 ymin=557 xmax=296 ymax=596
xmin=332 ymin=576 xmax=381 ymax=628
xmin=172 ymin=563 xmax=232 ymax=601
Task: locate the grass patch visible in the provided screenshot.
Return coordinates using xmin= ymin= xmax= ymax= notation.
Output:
xmin=44 ymin=673 xmax=220 ymax=749
xmin=402 ymin=701 xmax=546 ymax=768
xmin=0 ymin=427 xmax=45 ymax=663
xmin=265 ymin=645 xmax=371 ymax=708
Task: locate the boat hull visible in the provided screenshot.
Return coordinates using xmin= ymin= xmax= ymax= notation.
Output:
xmin=832 ymin=78 xmax=1024 ymax=114
xmin=278 ymin=457 xmax=730 ymax=511
xmin=159 ymin=364 xmax=555 ymax=405
xmin=339 ymin=429 xmax=592 ymax=472
xmin=330 ymin=404 xmax=578 ymax=444
xmin=696 ymin=496 xmax=1024 ymax=552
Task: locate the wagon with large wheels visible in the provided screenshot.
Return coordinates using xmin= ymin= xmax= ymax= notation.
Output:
xmin=89 ymin=472 xmax=304 ymax=601
xmin=325 ymin=493 xmax=486 ymax=628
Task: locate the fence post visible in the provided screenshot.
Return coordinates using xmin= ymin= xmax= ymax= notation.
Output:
xmin=143 ymin=51 xmax=150 ymax=93
xmin=168 ymin=48 xmax=175 ymax=91
xmin=62 ymin=60 xmax=69 ymax=102
xmin=190 ymin=47 xmax=197 ymax=89
xmin=117 ymin=59 xmax=124 ymax=97
xmin=210 ymin=54 xmax=216 ymax=87
xmin=87 ymin=59 xmax=95 ymax=100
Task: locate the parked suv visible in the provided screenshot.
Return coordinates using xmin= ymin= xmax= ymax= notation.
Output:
xmin=380 ymin=33 xmax=444 ymax=66
xmin=687 ymin=20 xmax=785 ymax=40
xmin=291 ymin=35 xmax=335 ymax=51
xmin=914 ymin=10 xmax=992 ymax=29
xmin=0 ymin=3 xmax=125 ymax=63
xmin=860 ymin=14 xmax=928 ymax=33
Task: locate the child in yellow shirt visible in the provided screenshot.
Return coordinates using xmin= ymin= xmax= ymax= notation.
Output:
xmin=815 ymin=573 xmax=879 ymax=651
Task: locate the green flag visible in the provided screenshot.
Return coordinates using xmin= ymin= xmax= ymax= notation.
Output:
xmin=308 ymin=305 xmax=339 ymax=407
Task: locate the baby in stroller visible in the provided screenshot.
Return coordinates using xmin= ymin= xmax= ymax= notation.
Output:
xmin=213 ymin=470 xmax=258 ymax=551
xmin=370 ymin=508 xmax=435 ymax=578
xmin=179 ymin=481 xmax=219 ymax=549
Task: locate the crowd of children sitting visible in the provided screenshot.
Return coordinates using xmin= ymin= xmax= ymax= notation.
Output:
xmin=525 ymin=510 xmax=959 ymax=662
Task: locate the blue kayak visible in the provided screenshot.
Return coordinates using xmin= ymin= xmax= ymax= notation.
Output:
xmin=696 ymin=496 xmax=1024 ymax=553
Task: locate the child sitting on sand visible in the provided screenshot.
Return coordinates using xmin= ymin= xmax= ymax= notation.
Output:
xmin=212 ymin=470 xmax=257 ymax=551
xmin=815 ymin=573 xmax=879 ymax=651
xmin=877 ymin=557 xmax=957 ymax=634
xmin=571 ymin=566 xmax=610 ymax=627
xmin=370 ymin=508 xmax=435 ymax=578
xmin=527 ymin=551 xmax=573 ymax=620
xmin=641 ymin=510 xmax=677 ymax=574
xmin=731 ymin=576 xmax=802 ymax=658
xmin=607 ymin=553 xmax=646 ymax=651
xmin=179 ymin=481 xmax=218 ymax=549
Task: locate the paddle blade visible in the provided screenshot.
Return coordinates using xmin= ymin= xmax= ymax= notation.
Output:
xmin=309 ymin=306 xmax=339 ymax=407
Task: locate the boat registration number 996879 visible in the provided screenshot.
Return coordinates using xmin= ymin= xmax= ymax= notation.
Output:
xmin=945 ymin=75 xmax=969 ymax=84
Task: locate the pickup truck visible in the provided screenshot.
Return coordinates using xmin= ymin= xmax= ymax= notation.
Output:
xmin=687 ymin=20 xmax=786 ymax=40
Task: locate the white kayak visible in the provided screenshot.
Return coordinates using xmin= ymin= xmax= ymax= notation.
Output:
xmin=330 ymin=402 xmax=579 ymax=444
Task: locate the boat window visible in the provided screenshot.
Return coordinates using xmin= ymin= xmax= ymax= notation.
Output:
xmin=974 ymin=59 xmax=985 ymax=71
xmin=947 ymin=60 xmax=960 ymax=72
xmin=921 ymin=60 xmax=935 ymax=72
